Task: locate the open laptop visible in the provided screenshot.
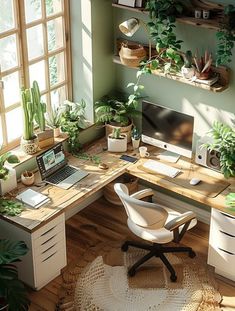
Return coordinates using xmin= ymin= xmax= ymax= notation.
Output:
xmin=36 ymin=143 xmax=88 ymax=189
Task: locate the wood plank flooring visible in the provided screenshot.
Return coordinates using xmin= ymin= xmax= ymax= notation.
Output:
xmin=28 ymin=196 xmax=235 ymax=311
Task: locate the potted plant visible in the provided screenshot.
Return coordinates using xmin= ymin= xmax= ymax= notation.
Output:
xmin=131 ymin=126 xmax=141 ymax=149
xmin=21 ymin=87 xmax=39 ymax=155
xmin=32 ymin=81 xmax=54 ymax=148
xmin=207 ymin=121 xmax=235 ymax=178
xmin=0 ymin=239 xmax=30 ymax=310
xmin=0 ymin=151 xmax=19 ymax=196
xmin=60 ymin=99 xmax=90 ymax=153
xmin=181 ymin=50 xmax=196 ymax=79
xmin=194 ymin=50 xmax=213 ymax=80
xmin=108 ymin=128 xmax=127 ymax=153
xmin=46 ymin=104 xmax=62 ymax=138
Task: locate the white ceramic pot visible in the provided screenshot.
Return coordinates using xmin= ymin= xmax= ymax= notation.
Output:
xmin=131 ymin=138 xmax=140 ymax=150
xmin=181 ymin=65 xmax=196 ymax=79
xmin=108 ymin=134 xmax=127 ymax=152
xmin=21 ymin=171 xmax=35 ymax=186
xmin=0 ymin=167 xmax=17 ymax=195
xmin=21 ymin=135 xmax=39 ymax=155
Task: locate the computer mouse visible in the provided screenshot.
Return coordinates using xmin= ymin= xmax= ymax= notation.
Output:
xmin=189 ymin=178 xmax=201 ymax=186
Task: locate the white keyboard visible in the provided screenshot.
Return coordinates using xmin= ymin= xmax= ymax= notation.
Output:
xmin=143 ymin=160 xmax=181 ymax=178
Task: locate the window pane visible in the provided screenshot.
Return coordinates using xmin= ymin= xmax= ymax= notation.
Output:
xmin=0 ymin=0 xmax=15 ymax=33
xmin=49 ymin=52 xmax=65 ymax=86
xmin=24 ymin=0 xmax=42 ymax=24
xmin=51 ymin=86 xmax=66 ymax=107
xmin=47 ymin=17 xmax=64 ymax=52
xmin=46 ymin=0 xmax=62 ymax=16
xmin=6 ymin=107 xmax=23 ymax=142
xmin=29 ymin=60 xmax=46 ymax=91
xmin=27 ymin=24 xmax=44 ymax=60
xmin=0 ymin=34 xmax=18 ymax=71
xmin=2 ymin=72 xmax=20 ymax=108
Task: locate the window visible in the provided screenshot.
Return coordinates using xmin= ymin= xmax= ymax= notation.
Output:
xmin=0 ymin=0 xmax=71 ymax=151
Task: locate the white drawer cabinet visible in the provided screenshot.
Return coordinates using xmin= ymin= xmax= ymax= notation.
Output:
xmin=208 ymin=208 xmax=235 ymax=281
xmin=0 ymin=213 xmax=67 ymax=290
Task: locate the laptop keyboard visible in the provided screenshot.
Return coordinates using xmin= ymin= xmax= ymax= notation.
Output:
xmin=46 ymin=166 xmax=78 ymax=184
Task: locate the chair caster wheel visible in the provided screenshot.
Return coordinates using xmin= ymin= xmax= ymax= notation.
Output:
xmin=170 ymin=274 xmax=177 ymax=282
xmin=128 ymin=268 xmax=136 ymax=277
xmin=189 ymin=250 xmax=196 ymax=258
xmin=121 ymin=243 xmax=129 ymax=252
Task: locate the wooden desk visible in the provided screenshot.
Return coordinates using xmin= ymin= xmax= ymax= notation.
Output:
xmin=1 ymin=142 xmax=235 ymax=288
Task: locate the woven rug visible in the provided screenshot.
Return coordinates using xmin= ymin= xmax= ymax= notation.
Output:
xmin=57 ymin=241 xmax=221 ymax=311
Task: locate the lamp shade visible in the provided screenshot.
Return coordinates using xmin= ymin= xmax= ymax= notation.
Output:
xmin=119 ymin=18 xmax=140 ymax=37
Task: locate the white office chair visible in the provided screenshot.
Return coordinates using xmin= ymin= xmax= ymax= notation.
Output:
xmin=114 ymin=183 xmax=197 ymax=282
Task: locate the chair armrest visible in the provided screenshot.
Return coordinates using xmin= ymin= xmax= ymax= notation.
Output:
xmin=130 ymin=189 xmax=154 ymax=200
xmin=164 ymin=211 xmax=196 ymax=231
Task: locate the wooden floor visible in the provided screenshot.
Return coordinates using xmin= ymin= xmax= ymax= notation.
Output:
xmin=28 ymin=196 xmax=235 ymax=311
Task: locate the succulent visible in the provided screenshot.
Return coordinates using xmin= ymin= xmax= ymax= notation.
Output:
xmin=131 ymin=127 xmax=141 ymax=140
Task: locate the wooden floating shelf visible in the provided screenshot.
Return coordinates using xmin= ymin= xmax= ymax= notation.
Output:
xmin=112 ymin=3 xmax=146 ymax=13
xmin=113 ymin=56 xmax=229 ymax=93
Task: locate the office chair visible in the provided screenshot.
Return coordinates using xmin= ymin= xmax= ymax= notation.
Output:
xmin=114 ymin=183 xmax=197 ymax=282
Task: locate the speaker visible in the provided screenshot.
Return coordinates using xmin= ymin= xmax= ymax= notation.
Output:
xmin=195 ymin=136 xmax=221 ymax=172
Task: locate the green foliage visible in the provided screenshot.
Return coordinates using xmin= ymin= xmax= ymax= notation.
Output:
xmin=60 ymin=100 xmax=89 ymax=153
xmin=21 ymin=87 xmax=35 ymax=140
xmin=0 ymin=239 xmax=30 ymax=310
xmin=111 ymin=128 xmax=121 ymax=139
xmin=216 ymin=4 xmax=235 ymax=66
xmin=225 ymin=192 xmax=235 ymax=210
xmin=0 ymin=152 xmax=19 ymax=180
xmin=207 ymin=121 xmax=235 ymax=178
xmin=32 ymin=81 xmax=46 ymax=132
xmin=46 ymin=105 xmax=62 ymax=129
xmin=131 ymin=127 xmax=141 ymax=140
xmin=183 ymin=50 xmax=193 ymax=68
xmin=0 ymin=199 xmax=24 ymax=216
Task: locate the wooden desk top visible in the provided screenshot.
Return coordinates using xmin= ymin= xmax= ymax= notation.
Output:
xmin=1 ymin=141 xmax=234 ymax=232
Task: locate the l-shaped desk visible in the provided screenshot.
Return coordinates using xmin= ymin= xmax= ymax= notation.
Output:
xmin=1 ymin=140 xmax=235 ymax=289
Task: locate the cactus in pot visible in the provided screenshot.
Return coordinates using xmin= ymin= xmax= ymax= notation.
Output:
xmin=32 ymin=81 xmax=46 ymax=132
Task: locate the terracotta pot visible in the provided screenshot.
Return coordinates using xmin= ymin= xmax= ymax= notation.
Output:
xmin=108 ymin=134 xmax=127 ymax=153
xmin=119 ymin=43 xmax=146 ymax=68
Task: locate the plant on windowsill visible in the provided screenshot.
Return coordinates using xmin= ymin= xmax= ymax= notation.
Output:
xmin=46 ymin=104 xmax=62 ymax=138
xmin=60 ymin=99 xmax=91 ymax=153
xmin=0 ymin=151 xmax=19 ymax=196
xmin=207 ymin=121 xmax=235 ymax=178
xmin=0 ymin=239 xmax=30 ymax=311
xmin=108 ymin=128 xmax=127 ymax=153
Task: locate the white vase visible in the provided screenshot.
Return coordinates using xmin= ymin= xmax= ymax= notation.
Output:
xmin=181 ymin=65 xmax=196 ymax=79
xmin=131 ymin=138 xmax=140 ymax=150
xmin=0 ymin=167 xmax=17 ymax=195
xmin=108 ymin=134 xmax=127 ymax=152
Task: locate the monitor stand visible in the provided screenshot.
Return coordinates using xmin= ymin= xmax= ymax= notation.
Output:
xmin=158 ymin=150 xmax=180 ymax=163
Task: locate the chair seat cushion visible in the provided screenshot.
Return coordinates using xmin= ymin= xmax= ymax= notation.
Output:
xmin=127 ymin=207 xmax=197 ymax=244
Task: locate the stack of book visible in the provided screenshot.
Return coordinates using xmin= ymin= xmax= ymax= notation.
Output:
xmin=16 ymin=189 xmax=50 ymax=209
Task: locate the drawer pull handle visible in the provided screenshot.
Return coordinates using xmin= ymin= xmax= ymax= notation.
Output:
xmin=218 ymin=247 xmax=235 ymax=256
xmin=41 ymin=234 xmax=56 ymax=246
xmin=42 ymin=243 xmax=57 ymax=254
xmin=220 ymin=212 xmax=235 ymax=220
xmin=219 ymin=230 xmax=235 ymax=238
xmin=41 ymin=225 xmax=57 ymax=237
xmin=42 ymin=251 xmax=57 ymax=262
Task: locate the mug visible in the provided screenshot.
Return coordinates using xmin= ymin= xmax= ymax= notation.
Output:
xmin=203 ymin=10 xmax=210 ymax=19
xmin=194 ymin=9 xmax=201 ymax=19
xmin=139 ymin=146 xmax=150 ymax=158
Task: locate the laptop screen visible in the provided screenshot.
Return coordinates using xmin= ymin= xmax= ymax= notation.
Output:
xmin=36 ymin=143 xmax=67 ymax=179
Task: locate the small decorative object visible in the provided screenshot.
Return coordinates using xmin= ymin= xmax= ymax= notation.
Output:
xmin=46 ymin=104 xmax=62 ymax=138
xmin=131 ymin=127 xmax=141 ymax=150
xmin=108 ymin=128 xmax=127 ymax=153
xmin=181 ymin=50 xmax=196 ymax=79
xmin=194 ymin=50 xmax=213 ymax=80
xmin=0 ymin=151 xmax=19 ymax=196
xmin=194 ymin=9 xmax=202 ymax=19
xmin=21 ymin=171 xmax=35 ymax=186
xmin=203 ymin=9 xmax=210 ymax=19
xmin=139 ymin=146 xmax=150 ymax=158
xmin=118 ymin=0 xmax=135 ymax=7
xmin=119 ymin=42 xmax=146 ymax=68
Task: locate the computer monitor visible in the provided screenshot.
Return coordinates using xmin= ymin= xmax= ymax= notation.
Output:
xmin=141 ymin=100 xmax=194 ymax=158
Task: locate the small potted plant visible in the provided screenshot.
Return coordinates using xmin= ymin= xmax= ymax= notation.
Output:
xmin=131 ymin=126 xmax=141 ymax=149
xmin=0 ymin=151 xmax=19 ymax=196
xmin=108 ymin=128 xmax=127 ymax=153
xmin=194 ymin=50 xmax=213 ymax=80
xmin=181 ymin=50 xmax=196 ymax=79
xmin=46 ymin=104 xmax=62 ymax=138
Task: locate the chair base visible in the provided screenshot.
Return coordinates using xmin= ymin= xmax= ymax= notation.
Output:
xmin=122 ymin=240 xmax=196 ymax=282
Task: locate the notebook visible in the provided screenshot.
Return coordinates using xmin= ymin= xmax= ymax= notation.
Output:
xmin=16 ymin=189 xmax=50 ymax=209
xmin=36 ymin=143 xmax=89 ymax=190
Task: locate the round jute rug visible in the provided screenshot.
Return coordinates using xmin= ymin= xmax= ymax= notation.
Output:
xmin=56 ymin=241 xmax=221 ymax=311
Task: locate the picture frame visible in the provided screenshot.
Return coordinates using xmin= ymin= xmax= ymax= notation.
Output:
xmin=118 ymin=0 xmax=136 ymax=7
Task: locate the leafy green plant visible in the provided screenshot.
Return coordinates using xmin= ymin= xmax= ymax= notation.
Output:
xmin=0 ymin=152 xmax=19 ymax=180
xmin=46 ymin=105 xmax=62 ymax=129
xmin=0 ymin=239 xmax=30 ymax=311
xmin=225 ymin=193 xmax=235 ymax=210
xmin=216 ymin=4 xmax=235 ymax=66
xmin=60 ymin=100 xmax=90 ymax=153
xmin=0 ymin=199 xmax=24 ymax=216
xmin=207 ymin=121 xmax=235 ymax=178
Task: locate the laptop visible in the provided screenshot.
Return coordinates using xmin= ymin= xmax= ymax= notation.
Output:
xmin=36 ymin=143 xmax=89 ymax=189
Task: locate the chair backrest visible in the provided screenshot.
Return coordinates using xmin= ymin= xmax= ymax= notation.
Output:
xmin=114 ymin=183 xmax=168 ymax=228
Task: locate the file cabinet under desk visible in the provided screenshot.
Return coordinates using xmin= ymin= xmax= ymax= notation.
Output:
xmin=208 ymin=208 xmax=235 ymax=281
xmin=0 ymin=213 xmax=67 ymax=290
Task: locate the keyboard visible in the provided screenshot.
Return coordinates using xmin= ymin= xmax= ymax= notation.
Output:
xmin=142 ymin=160 xmax=181 ymax=178
xmin=46 ymin=165 xmax=78 ymax=184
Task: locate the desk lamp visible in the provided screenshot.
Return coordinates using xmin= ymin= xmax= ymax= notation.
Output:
xmin=119 ymin=18 xmax=151 ymax=59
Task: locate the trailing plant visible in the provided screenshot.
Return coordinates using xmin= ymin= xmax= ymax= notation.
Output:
xmin=21 ymin=87 xmax=35 ymax=140
xmin=0 ymin=199 xmax=24 ymax=216
xmin=207 ymin=121 xmax=235 ymax=178
xmin=0 ymin=151 xmax=19 ymax=180
xmin=0 ymin=239 xmax=30 ymax=310
xmin=216 ymin=4 xmax=235 ymax=66
xmin=31 ymin=81 xmax=46 ymax=132
xmin=60 ymin=100 xmax=90 ymax=153
xmin=46 ymin=104 xmax=62 ymax=129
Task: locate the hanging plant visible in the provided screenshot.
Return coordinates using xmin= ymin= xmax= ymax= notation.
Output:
xmin=216 ymin=4 xmax=235 ymax=66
